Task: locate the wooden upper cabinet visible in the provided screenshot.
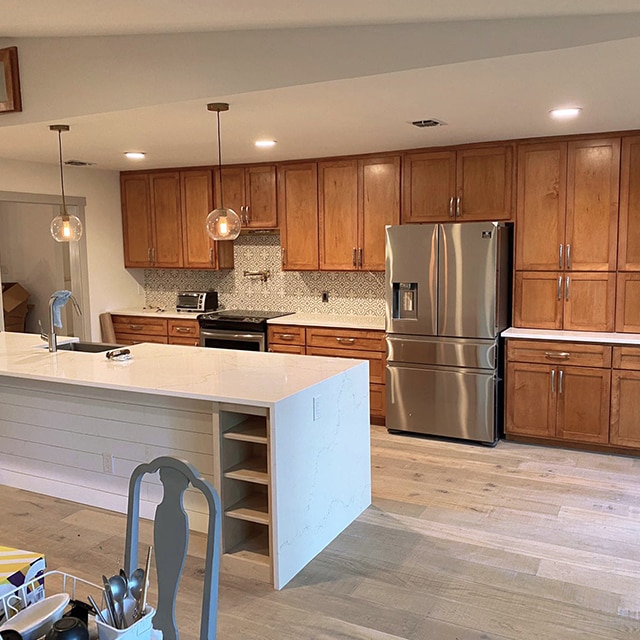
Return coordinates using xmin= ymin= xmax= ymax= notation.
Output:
xmin=514 ymin=272 xmax=563 ymax=330
xmin=616 ymin=273 xmax=640 ymax=333
xmin=121 ymin=174 xmax=154 ymax=268
xmin=563 ymin=272 xmax=615 ymax=332
xmin=359 ymin=155 xmax=401 ymax=271
xmin=149 ymin=172 xmax=183 ymax=268
xmin=180 ymin=169 xmax=233 ymax=270
xmin=618 ymin=135 xmax=640 ymax=270
xmin=516 ymin=142 xmax=567 ymax=271
xmin=401 ymin=151 xmax=456 ymax=223
xmin=278 ymin=163 xmax=319 ymax=270
xmin=566 ymin=138 xmax=620 ymax=271
xmin=401 ymin=145 xmax=513 ymax=223
xmin=456 ymin=146 xmax=513 ymax=220
xmin=216 ymin=165 xmax=277 ymax=229
xmin=319 ymin=160 xmax=359 ymax=270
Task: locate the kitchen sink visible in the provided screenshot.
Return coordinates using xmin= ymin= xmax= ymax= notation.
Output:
xmin=56 ymin=341 xmax=124 ymax=353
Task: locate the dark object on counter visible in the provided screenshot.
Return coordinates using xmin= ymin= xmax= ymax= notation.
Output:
xmin=0 ymin=630 xmax=24 ymax=640
xmin=44 ymin=617 xmax=89 ymax=640
xmin=176 ymin=290 xmax=218 ymax=312
xmin=63 ymin=600 xmax=92 ymax=626
xmin=105 ymin=348 xmax=131 ymax=360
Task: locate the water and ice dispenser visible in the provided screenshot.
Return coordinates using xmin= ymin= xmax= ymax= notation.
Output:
xmin=392 ymin=282 xmax=418 ymax=320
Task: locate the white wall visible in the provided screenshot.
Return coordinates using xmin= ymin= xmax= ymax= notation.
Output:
xmin=0 ymin=157 xmax=143 ymax=339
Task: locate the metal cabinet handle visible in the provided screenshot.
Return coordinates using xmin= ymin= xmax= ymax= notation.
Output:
xmin=245 ymin=204 xmax=250 ymax=223
xmin=449 ymin=197 xmax=454 ymax=217
xmin=456 ymin=196 xmax=461 ymax=217
xmin=129 ymin=324 xmax=144 ymax=331
xmin=559 ymin=244 xmax=563 ymax=269
xmin=566 ymin=244 xmax=571 ymax=270
xmin=352 ymin=248 xmax=357 ymax=267
xmin=544 ymin=351 xmax=570 ymax=359
xmin=336 ymin=337 xmax=356 ymax=344
xmin=281 ymin=247 xmax=286 ymax=267
xmin=147 ymin=248 xmax=152 ymax=262
xmin=209 ymin=247 xmax=214 ymax=265
xmin=278 ymin=333 xmax=295 ymax=341
xmin=557 ymin=277 xmax=562 ymax=301
xmin=551 ymin=369 xmax=556 ymax=394
xmin=358 ymin=248 xmax=363 ymax=268
xmin=559 ymin=369 xmax=564 ymax=394
xmin=175 ymin=326 xmax=193 ymax=333
xmin=566 ymin=276 xmax=570 ymax=301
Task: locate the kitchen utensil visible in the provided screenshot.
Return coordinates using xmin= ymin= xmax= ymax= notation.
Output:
xmin=86 ymin=596 xmax=108 ymax=626
xmin=140 ymin=547 xmax=152 ymax=617
xmin=107 ymin=575 xmax=127 ymax=630
xmin=0 ymin=593 xmax=69 ymax=640
xmin=127 ymin=569 xmax=145 ymax=621
xmin=101 ymin=576 xmax=118 ymax=629
xmin=44 ymin=616 xmax=89 ymax=640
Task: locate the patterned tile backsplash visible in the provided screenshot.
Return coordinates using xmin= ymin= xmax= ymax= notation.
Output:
xmin=145 ymin=235 xmax=385 ymax=315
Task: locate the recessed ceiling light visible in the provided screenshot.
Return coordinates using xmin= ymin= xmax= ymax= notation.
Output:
xmin=411 ymin=119 xmax=446 ymax=128
xmin=255 ymin=140 xmax=276 ymax=148
xmin=125 ymin=151 xmax=146 ymax=159
xmin=549 ymin=108 xmax=582 ymax=120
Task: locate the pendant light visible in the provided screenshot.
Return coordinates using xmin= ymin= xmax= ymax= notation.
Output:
xmin=205 ymin=103 xmax=241 ymax=241
xmin=49 ymin=124 xmax=83 ymax=242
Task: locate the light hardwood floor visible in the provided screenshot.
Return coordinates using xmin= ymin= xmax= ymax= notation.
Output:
xmin=2 ymin=426 xmax=640 ymax=639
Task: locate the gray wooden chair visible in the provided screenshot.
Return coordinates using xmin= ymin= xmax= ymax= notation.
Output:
xmin=123 ymin=456 xmax=222 ymax=640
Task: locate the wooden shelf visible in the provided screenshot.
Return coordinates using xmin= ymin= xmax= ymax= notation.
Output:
xmin=224 ymin=457 xmax=268 ymax=485
xmin=225 ymin=494 xmax=269 ymax=525
xmin=225 ymin=529 xmax=270 ymax=563
xmin=223 ymin=416 xmax=268 ymax=444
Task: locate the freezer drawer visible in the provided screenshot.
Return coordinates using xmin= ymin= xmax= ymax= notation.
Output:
xmin=386 ymin=334 xmax=497 ymax=369
xmin=386 ymin=363 xmax=497 ymax=444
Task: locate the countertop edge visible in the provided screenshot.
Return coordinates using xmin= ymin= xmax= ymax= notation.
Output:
xmin=502 ymin=327 xmax=640 ymax=345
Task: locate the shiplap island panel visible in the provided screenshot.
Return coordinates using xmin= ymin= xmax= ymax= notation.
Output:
xmin=0 ymin=332 xmax=371 ymax=589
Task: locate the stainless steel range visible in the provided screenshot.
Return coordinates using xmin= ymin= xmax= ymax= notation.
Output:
xmin=198 ymin=310 xmax=293 ymax=351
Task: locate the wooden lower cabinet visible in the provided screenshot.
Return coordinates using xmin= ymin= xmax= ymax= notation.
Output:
xmin=112 ymin=314 xmax=200 ymax=346
xmin=610 ymin=347 xmax=640 ymax=448
xmin=268 ymin=323 xmax=385 ymax=420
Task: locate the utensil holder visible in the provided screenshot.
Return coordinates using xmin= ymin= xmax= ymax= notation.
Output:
xmin=95 ymin=606 xmax=154 ymax=640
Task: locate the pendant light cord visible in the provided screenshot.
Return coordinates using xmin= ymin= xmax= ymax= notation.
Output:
xmin=216 ymin=110 xmax=225 ymax=210
xmin=57 ymin=129 xmax=68 ymax=217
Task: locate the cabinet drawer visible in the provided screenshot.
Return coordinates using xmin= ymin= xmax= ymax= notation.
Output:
xmin=112 ymin=315 xmax=168 ymax=336
xmin=169 ymin=336 xmax=201 ymax=346
xmin=613 ymin=346 xmax=640 ymax=370
xmin=307 ymin=346 xmax=385 ymax=384
xmin=507 ymin=339 xmax=611 ymax=368
xmin=269 ymin=344 xmax=306 ymax=355
xmin=168 ymin=318 xmax=200 ymax=339
xmin=114 ymin=333 xmax=169 ymax=345
xmin=268 ymin=325 xmax=305 ymax=346
xmin=370 ymin=383 xmax=386 ymax=418
xmin=306 ymin=327 xmax=385 ymax=352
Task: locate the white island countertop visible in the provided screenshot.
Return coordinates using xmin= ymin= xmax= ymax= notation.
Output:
xmin=267 ymin=313 xmax=385 ymax=331
xmin=0 ymin=332 xmax=367 ymax=407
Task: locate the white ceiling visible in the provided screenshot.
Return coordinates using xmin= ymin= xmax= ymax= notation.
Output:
xmin=1 ymin=2 xmax=640 ymax=171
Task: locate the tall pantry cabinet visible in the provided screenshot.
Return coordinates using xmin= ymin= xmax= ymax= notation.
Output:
xmin=514 ymin=138 xmax=620 ymax=331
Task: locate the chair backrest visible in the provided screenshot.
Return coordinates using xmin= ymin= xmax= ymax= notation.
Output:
xmin=123 ymin=457 xmax=221 ymax=640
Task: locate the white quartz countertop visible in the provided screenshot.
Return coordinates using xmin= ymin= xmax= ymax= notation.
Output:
xmin=110 ymin=308 xmax=201 ymax=320
xmin=267 ymin=313 xmax=385 ymax=331
xmin=502 ymin=327 xmax=640 ymax=345
xmin=0 ymin=332 xmax=367 ymax=406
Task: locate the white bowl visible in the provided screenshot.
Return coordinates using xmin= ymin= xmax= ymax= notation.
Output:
xmin=0 ymin=593 xmax=70 ymax=640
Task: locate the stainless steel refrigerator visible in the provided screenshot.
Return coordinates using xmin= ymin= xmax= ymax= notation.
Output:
xmin=385 ymin=222 xmax=511 ymax=445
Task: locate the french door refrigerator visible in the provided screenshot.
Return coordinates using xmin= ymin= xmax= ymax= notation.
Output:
xmin=385 ymin=222 xmax=511 ymax=445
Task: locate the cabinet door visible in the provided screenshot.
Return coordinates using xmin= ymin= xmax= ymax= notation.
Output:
xmin=358 ymin=155 xmax=400 ymax=271
xmin=505 ymin=362 xmax=556 ymax=438
xmin=216 ymin=167 xmax=245 ymax=217
xmin=401 ymin=151 xmax=456 ymax=223
xmin=245 ymin=165 xmax=278 ymax=228
xmin=616 ymin=273 xmax=640 ymax=333
xmin=556 ymin=366 xmax=610 ymax=444
xmin=618 ymin=135 xmax=640 ymax=270
xmin=121 ymin=174 xmax=153 ymax=267
xmin=319 ymin=160 xmax=358 ymax=270
xmin=566 ymin=138 xmax=620 ymax=271
xmin=181 ymin=170 xmax=216 ymax=269
xmin=278 ymin=163 xmax=319 ymax=270
xmin=514 ymin=272 xmax=563 ymax=329
xmin=610 ymin=369 xmax=640 ymax=448
xmin=515 ymin=142 xmax=567 ymax=270
xmin=149 ymin=172 xmax=183 ymax=268
xmin=563 ymin=272 xmax=615 ymax=332
xmin=456 ymin=145 xmax=514 ymax=221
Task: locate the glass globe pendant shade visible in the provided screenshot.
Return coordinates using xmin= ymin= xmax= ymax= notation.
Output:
xmin=50 ymin=211 xmax=83 ymax=242
xmin=205 ymin=207 xmax=241 ymax=241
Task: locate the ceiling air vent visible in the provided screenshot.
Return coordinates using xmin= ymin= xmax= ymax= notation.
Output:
xmin=411 ymin=119 xmax=446 ymax=128
xmin=65 ymin=159 xmax=95 ymax=167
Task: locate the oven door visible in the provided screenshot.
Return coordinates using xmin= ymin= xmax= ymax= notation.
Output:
xmin=199 ymin=328 xmax=265 ymax=352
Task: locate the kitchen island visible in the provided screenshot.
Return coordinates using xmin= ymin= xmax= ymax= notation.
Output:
xmin=0 ymin=332 xmax=371 ymax=589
